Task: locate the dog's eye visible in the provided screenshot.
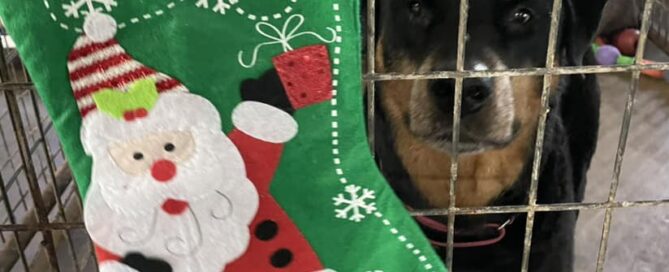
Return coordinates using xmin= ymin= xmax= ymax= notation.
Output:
xmin=407 ymin=0 xmax=422 ymax=15
xmin=504 ymin=7 xmax=535 ymax=35
xmin=164 ymin=143 xmax=175 ymax=152
xmin=133 ymin=152 xmax=144 ymax=161
xmin=510 ymin=8 xmax=533 ymax=25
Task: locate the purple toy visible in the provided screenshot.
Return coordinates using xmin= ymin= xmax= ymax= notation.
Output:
xmin=595 ymin=45 xmax=622 ymax=65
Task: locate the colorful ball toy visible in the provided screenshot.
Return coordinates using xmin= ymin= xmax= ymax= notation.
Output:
xmin=595 ymin=44 xmax=622 ymax=65
xmin=613 ymin=28 xmax=640 ymax=56
xmin=593 ymin=28 xmax=669 ymax=82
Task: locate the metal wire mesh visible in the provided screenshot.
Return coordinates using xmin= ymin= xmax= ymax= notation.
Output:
xmin=365 ymin=0 xmax=669 ymax=271
xmin=0 ymin=29 xmax=95 ymax=271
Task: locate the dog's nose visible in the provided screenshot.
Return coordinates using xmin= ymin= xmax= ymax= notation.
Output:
xmin=431 ymin=78 xmax=493 ymax=117
xmin=151 ymin=160 xmax=177 ymax=182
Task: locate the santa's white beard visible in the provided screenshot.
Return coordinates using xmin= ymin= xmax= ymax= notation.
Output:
xmin=84 ymin=129 xmax=259 ymax=271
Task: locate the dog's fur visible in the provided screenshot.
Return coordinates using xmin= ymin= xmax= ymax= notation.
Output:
xmin=372 ymin=1 xmax=607 ymax=271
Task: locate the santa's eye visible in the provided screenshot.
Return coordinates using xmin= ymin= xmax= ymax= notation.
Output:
xmin=132 ymin=152 xmax=144 ymax=160
xmin=164 ymin=143 xmax=175 ymax=152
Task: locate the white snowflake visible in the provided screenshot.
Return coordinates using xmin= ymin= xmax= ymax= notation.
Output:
xmin=195 ymin=0 xmax=238 ymax=14
xmin=62 ymin=0 xmax=117 ymax=18
xmin=333 ymin=185 xmax=377 ymax=222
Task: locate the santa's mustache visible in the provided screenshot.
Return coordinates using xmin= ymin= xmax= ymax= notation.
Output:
xmin=112 ymin=190 xmax=235 ymax=256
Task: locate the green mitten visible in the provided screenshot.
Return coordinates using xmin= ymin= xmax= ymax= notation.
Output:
xmin=0 ymin=1 xmax=446 ymax=271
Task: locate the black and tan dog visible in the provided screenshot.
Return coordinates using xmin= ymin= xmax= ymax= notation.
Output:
xmin=372 ymin=0 xmax=607 ymax=271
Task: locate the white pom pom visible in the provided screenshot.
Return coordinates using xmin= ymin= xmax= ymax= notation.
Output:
xmin=84 ymin=12 xmax=117 ymax=42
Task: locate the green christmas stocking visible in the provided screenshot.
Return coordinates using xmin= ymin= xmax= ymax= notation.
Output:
xmin=0 ymin=1 xmax=446 ymax=271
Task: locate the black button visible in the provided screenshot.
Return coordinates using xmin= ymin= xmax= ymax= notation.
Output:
xmin=270 ymin=249 xmax=293 ymax=268
xmin=121 ymin=252 xmax=173 ymax=272
xmin=255 ymin=220 xmax=278 ymax=241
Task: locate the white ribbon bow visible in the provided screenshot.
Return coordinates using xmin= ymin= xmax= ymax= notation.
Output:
xmin=238 ymin=14 xmax=337 ymax=68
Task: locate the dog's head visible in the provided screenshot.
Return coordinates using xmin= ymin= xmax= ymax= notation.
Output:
xmin=377 ymin=0 xmax=607 ymax=154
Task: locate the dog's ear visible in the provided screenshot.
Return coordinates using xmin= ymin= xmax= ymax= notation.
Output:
xmin=562 ymin=0 xmax=609 ymax=66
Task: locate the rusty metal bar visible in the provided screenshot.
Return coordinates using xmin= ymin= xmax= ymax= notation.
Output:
xmin=0 ymin=83 xmax=34 ymax=90
xmin=366 ymin=0 xmax=376 ymax=156
xmin=595 ymin=1 xmax=656 ymax=271
xmin=364 ymin=62 xmax=669 ymax=81
xmin=0 ymin=34 xmax=31 ymax=272
xmin=0 ymin=172 xmax=30 ymax=271
xmin=1 ymin=51 xmax=61 ymax=271
xmin=0 ymin=222 xmax=84 ymax=232
xmin=410 ymin=198 xmax=669 ymax=216
xmin=18 ymin=92 xmax=38 ymax=146
xmin=0 ymin=198 xmax=645 ymax=256
xmin=519 ymin=1 xmax=563 ymax=271
xmin=0 ymin=165 xmax=80 ymax=270
xmin=29 ymin=90 xmax=82 ymax=272
xmin=3 ymin=92 xmax=62 ymax=270
xmin=445 ymin=0 xmax=470 ymax=269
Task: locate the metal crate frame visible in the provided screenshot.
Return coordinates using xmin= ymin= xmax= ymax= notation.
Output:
xmin=0 ymin=33 xmax=94 ymax=271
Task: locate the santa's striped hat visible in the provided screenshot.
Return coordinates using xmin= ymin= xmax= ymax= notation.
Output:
xmin=68 ymin=12 xmax=188 ymax=118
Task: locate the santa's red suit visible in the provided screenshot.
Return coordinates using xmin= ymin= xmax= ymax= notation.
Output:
xmin=226 ymin=129 xmax=323 ymax=271
xmin=227 ymin=44 xmax=333 ymax=271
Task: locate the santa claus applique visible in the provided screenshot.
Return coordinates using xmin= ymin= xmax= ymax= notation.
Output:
xmin=72 ymin=12 xmax=333 ymax=272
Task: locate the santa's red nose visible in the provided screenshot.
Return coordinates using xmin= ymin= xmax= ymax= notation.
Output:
xmin=151 ymin=160 xmax=176 ymax=182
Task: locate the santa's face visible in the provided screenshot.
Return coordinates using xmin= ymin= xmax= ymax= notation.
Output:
xmin=82 ymin=92 xmax=250 ymax=215
xmin=94 ymin=126 xmax=246 ymax=215
xmin=108 ymin=131 xmax=195 ymax=178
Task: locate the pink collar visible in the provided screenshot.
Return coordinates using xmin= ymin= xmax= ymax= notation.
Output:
xmin=413 ymin=213 xmax=516 ymax=248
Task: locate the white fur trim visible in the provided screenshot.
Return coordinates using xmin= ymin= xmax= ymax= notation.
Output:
xmin=84 ymin=12 xmax=117 ymax=43
xmin=231 ymin=101 xmax=298 ymax=144
xmin=99 ymin=261 xmax=138 ymax=272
